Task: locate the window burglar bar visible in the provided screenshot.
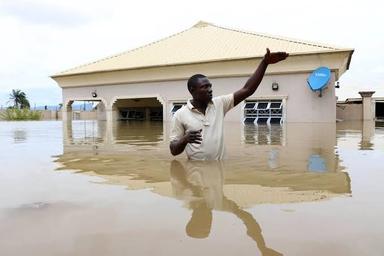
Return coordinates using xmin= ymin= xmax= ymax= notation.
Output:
xmin=243 ymin=100 xmax=283 ymax=124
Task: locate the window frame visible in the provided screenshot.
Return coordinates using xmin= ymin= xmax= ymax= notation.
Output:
xmin=242 ymin=98 xmax=286 ymax=125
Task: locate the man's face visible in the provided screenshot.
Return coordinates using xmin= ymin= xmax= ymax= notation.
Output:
xmin=191 ymin=77 xmax=213 ymax=104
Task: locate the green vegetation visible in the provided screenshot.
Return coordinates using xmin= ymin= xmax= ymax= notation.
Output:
xmin=9 ymin=89 xmax=30 ymax=109
xmin=0 ymin=89 xmax=42 ymax=121
xmin=0 ymin=108 xmax=42 ymax=121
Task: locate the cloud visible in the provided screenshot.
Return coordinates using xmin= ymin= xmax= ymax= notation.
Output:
xmin=0 ymin=0 xmax=384 ymax=107
xmin=0 ymin=1 xmax=90 ymax=27
xmin=372 ymin=66 xmax=384 ymax=74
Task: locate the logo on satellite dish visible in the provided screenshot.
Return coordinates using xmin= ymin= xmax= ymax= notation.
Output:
xmin=307 ymin=67 xmax=331 ymax=97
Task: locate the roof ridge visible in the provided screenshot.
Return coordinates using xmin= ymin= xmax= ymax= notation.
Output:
xmin=53 ymin=21 xmax=353 ymax=77
xmin=209 ymin=22 xmax=340 ymax=50
xmin=56 ymin=25 xmax=195 ymax=75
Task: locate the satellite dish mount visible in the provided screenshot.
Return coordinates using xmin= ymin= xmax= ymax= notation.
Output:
xmin=307 ymin=67 xmax=331 ymax=98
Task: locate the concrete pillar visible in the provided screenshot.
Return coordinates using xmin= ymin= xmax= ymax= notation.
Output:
xmin=105 ymin=105 xmax=117 ymax=145
xmin=106 ymin=108 xmax=114 ymax=124
xmin=359 ymin=91 xmax=375 ymax=121
xmin=105 ymin=118 xmax=114 ymax=145
xmin=96 ymin=101 xmax=107 ymax=121
xmin=62 ymin=105 xmax=72 ymax=122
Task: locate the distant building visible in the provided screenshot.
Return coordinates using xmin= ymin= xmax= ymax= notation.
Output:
xmin=337 ymin=92 xmax=384 ymax=121
xmin=51 ymin=21 xmax=353 ymax=124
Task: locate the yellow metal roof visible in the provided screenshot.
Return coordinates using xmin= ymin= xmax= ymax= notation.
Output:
xmin=54 ymin=21 xmax=353 ymax=77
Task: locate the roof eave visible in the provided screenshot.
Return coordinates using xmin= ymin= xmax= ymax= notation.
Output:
xmin=51 ymin=49 xmax=354 ymax=79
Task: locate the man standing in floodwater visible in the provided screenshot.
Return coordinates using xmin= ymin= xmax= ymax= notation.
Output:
xmin=169 ymin=48 xmax=289 ymax=160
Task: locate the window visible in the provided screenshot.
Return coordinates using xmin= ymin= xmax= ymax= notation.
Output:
xmin=243 ymin=99 xmax=283 ymax=125
xmin=171 ymin=102 xmax=186 ymax=115
xmin=244 ymin=102 xmax=256 ymax=110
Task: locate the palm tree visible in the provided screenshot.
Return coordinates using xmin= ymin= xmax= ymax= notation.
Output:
xmin=9 ymin=89 xmax=30 ymax=109
xmin=20 ymin=97 xmax=30 ymax=109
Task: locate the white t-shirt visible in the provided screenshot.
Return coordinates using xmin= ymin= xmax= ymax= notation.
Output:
xmin=170 ymin=94 xmax=234 ymax=160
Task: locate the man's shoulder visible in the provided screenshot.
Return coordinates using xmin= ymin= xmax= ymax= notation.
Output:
xmin=212 ymin=94 xmax=234 ymax=106
xmin=173 ymin=105 xmax=190 ymax=118
xmin=212 ymin=94 xmax=234 ymax=114
xmin=213 ymin=94 xmax=234 ymax=102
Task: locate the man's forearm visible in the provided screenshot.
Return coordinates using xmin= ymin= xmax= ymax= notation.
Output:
xmin=244 ymin=58 xmax=268 ymax=95
xmin=170 ymin=137 xmax=188 ymax=156
xmin=234 ymin=59 xmax=268 ymax=106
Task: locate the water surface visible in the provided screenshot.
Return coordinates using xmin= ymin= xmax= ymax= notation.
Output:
xmin=0 ymin=120 xmax=383 ymax=256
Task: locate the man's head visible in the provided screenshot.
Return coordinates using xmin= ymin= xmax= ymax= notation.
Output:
xmin=187 ymin=74 xmax=213 ymax=104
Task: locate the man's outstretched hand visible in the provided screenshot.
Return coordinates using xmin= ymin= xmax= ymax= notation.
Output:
xmin=263 ymin=48 xmax=289 ymax=64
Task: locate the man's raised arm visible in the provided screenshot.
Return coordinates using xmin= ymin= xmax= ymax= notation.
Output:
xmin=233 ymin=48 xmax=288 ymax=106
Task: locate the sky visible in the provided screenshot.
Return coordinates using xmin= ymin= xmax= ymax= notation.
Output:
xmin=0 ymin=0 xmax=383 ymax=107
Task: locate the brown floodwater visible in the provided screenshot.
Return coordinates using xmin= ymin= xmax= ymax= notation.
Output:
xmin=0 ymin=120 xmax=383 ymax=256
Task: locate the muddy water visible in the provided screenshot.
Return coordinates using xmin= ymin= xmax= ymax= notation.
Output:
xmin=0 ymin=120 xmax=383 ymax=256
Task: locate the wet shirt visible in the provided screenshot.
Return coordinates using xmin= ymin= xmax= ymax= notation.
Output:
xmin=170 ymin=94 xmax=234 ymax=160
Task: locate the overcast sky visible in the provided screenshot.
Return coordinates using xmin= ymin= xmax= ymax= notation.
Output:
xmin=0 ymin=0 xmax=383 ymax=107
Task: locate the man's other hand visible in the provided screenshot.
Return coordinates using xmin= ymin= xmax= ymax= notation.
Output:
xmin=184 ymin=129 xmax=202 ymax=144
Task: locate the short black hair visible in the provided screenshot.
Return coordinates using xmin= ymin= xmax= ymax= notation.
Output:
xmin=187 ymin=74 xmax=206 ymax=93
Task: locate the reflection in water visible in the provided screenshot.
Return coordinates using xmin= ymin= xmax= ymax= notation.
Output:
xmin=114 ymin=121 xmax=163 ymax=145
xmin=170 ymin=160 xmax=282 ymax=255
xmin=58 ymin=121 xmax=352 ymax=198
xmin=336 ymin=121 xmax=383 ymax=150
xmin=3 ymin=120 xmax=384 ymax=255
xmin=308 ymin=154 xmax=327 ymax=172
xmin=63 ymin=120 xmax=104 ymax=145
xmin=63 ymin=120 xmax=164 ymax=149
xmin=228 ymin=122 xmax=342 ymax=176
xmin=13 ymin=129 xmax=27 ymax=143
xmin=242 ymin=124 xmax=284 ymax=145
xmin=55 ymin=120 xmax=355 ymax=255
xmin=361 ymin=121 xmax=375 ymax=150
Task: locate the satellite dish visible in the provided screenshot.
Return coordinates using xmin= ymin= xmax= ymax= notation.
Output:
xmin=307 ymin=67 xmax=331 ymax=97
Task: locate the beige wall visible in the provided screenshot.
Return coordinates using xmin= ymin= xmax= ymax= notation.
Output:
xmin=336 ymin=104 xmax=363 ymax=121
xmin=62 ymin=72 xmax=337 ymax=123
xmin=41 ymin=110 xmax=58 ymax=120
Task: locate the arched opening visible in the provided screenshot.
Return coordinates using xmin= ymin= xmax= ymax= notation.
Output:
xmin=113 ymin=97 xmax=163 ymax=121
xmin=64 ymin=100 xmax=104 ymax=120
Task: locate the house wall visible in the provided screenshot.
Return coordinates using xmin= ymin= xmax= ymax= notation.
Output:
xmin=62 ymin=72 xmax=336 ymax=123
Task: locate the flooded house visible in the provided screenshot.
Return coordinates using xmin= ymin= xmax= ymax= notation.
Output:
xmin=51 ymin=21 xmax=353 ymax=124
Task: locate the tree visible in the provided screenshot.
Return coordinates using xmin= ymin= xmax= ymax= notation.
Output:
xmin=9 ymin=89 xmax=30 ymax=109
